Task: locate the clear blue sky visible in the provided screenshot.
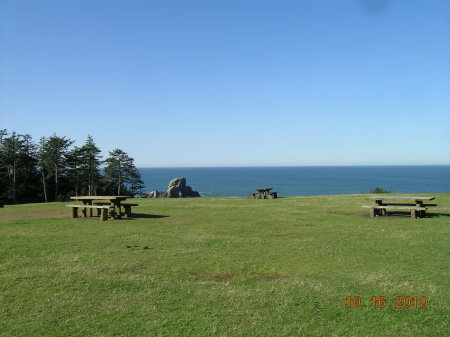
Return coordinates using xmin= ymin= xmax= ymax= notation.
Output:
xmin=1 ymin=0 xmax=449 ymax=167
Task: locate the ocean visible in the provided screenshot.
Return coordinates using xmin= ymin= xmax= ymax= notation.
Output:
xmin=137 ymin=166 xmax=450 ymax=197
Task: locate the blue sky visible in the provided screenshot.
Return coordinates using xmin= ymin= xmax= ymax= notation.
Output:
xmin=1 ymin=0 xmax=449 ymax=167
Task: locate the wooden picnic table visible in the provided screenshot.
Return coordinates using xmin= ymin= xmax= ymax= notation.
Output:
xmin=364 ymin=196 xmax=436 ymax=219
xmin=69 ymin=196 xmax=132 ymax=219
xmin=256 ymin=188 xmax=272 ymax=198
xmin=250 ymin=188 xmax=278 ymax=199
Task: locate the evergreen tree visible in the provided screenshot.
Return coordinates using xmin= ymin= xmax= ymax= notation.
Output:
xmin=0 ymin=130 xmax=40 ymax=203
xmin=68 ymin=135 xmax=102 ymax=196
xmin=0 ymin=130 xmax=15 ymax=202
xmin=37 ymin=137 xmax=49 ymax=202
xmin=128 ymin=166 xmax=145 ymax=196
xmin=104 ymin=149 xmax=144 ymax=196
xmin=0 ymin=130 xmax=9 ymax=202
xmin=16 ymin=134 xmax=40 ymax=203
xmin=42 ymin=134 xmax=74 ymax=201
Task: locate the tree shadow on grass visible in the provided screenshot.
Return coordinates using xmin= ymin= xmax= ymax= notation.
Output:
xmin=427 ymin=212 xmax=450 ymax=218
xmin=126 ymin=213 xmax=169 ymax=219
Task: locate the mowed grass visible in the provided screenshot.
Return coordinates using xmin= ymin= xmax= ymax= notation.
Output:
xmin=0 ymin=194 xmax=449 ymax=337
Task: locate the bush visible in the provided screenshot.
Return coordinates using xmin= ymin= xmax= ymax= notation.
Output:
xmin=369 ymin=187 xmax=392 ymax=194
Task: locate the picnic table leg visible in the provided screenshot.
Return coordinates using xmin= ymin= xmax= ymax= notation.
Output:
xmin=116 ymin=201 xmax=122 ymax=219
xmin=415 ymin=201 xmax=425 ymax=218
xmin=100 ymin=208 xmax=108 ymax=221
xmin=370 ymin=208 xmax=377 ymax=217
xmin=108 ymin=202 xmax=116 ymax=220
xmin=123 ymin=205 xmax=131 ymax=218
xmin=82 ymin=201 xmax=93 ymax=217
xmin=71 ymin=206 xmax=79 ymax=218
xmin=81 ymin=202 xmax=87 ymax=217
xmin=374 ymin=200 xmax=385 ymax=215
xmin=110 ymin=201 xmax=121 ymax=219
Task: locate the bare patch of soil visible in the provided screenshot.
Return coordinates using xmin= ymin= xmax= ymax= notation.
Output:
xmin=0 ymin=210 xmax=67 ymax=221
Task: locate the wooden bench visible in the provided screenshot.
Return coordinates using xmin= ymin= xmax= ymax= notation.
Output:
xmin=363 ymin=196 xmax=436 ymax=219
xmin=121 ymin=203 xmax=139 ymax=218
xmin=362 ymin=205 xmax=428 ymax=219
xmin=94 ymin=202 xmax=139 ymax=218
xmin=250 ymin=192 xmax=259 ymax=199
xmin=66 ymin=204 xmax=109 ymax=221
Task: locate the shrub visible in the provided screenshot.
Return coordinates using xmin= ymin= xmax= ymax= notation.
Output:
xmin=369 ymin=187 xmax=392 ymax=194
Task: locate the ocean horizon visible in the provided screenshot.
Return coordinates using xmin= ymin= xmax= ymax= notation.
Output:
xmin=137 ymin=165 xmax=450 ymax=198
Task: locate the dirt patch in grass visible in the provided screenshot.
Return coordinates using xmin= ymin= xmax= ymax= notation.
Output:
xmin=0 ymin=210 xmax=67 ymax=221
xmin=248 ymin=273 xmax=286 ymax=282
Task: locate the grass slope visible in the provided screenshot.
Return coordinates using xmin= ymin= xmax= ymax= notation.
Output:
xmin=0 ymin=194 xmax=449 ymax=336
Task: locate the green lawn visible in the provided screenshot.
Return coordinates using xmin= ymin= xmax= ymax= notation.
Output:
xmin=0 ymin=194 xmax=449 ymax=337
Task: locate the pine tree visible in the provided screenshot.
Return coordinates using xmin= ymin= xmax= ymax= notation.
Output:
xmin=42 ymin=134 xmax=74 ymax=201
xmin=0 ymin=130 xmax=8 ymax=201
xmin=0 ymin=130 xmax=18 ymax=203
xmin=37 ymin=137 xmax=49 ymax=202
xmin=128 ymin=166 xmax=145 ymax=196
xmin=104 ymin=149 xmax=144 ymax=196
xmin=0 ymin=131 xmax=40 ymax=203
xmin=69 ymin=135 xmax=102 ymax=196
xmin=16 ymin=134 xmax=39 ymax=203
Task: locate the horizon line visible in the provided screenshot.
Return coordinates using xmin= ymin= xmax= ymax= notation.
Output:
xmin=136 ymin=164 xmax=450 ymax=169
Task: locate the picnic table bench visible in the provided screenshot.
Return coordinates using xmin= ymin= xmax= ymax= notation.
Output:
xmin=66 ymin=204 xmax=109 ymax=221
xmin=67 ymin=196 xmax=137 ymax=220
xmin=363 ymin=196 xmax=436 ymax=219
xmin=93 ymin=202 xmax=139 ymax=218
xmin=250 ymin=188 xmax=278 ymax=199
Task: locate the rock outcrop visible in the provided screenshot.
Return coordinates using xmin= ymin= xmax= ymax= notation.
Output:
xmin=145 ymin=177 xmax=201 ymax=198
xmin=145 ymin=190 xmax=168 ymax=198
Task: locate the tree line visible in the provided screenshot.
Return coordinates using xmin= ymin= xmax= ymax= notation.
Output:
xmin=0 ymin=130 xmax=145 ymax=204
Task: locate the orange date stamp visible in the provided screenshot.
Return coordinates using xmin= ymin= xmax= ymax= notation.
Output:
xmin=346 ymin=296 xmax=428 ymax=308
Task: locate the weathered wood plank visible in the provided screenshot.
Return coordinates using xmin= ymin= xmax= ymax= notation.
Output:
xmin=66 ymin=205 xmax=110 ymax=209
xmin=365 ymin=196 xmax=435 ymax=201
xmin=362 ymin=205 xmax=427 ymax=210
xmin=70 ymin=196 xmax=131 ymax=200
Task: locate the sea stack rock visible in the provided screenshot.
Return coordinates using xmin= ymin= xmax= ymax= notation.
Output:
xmin=167 ymin=177 xmax=201 ymax=198
xmin=145 ymin=177 xmax=200 ymax=198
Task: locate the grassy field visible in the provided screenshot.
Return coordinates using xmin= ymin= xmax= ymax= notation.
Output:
xmin=0 ymin=194 xmax=449 ymax=337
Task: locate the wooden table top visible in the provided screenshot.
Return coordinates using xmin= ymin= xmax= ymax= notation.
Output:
xmin=256 ymin=188 xmax=272 ymax=192
xmin=365 ymin=196 xmax=435 ymax=201
xmin=70 ymin=196 xmax=131 ymax=201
